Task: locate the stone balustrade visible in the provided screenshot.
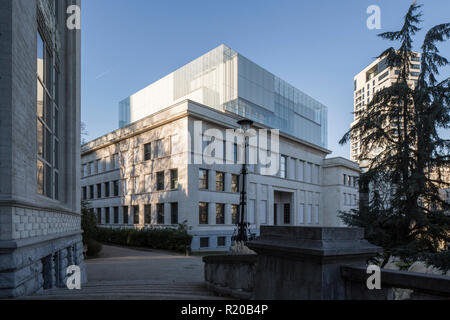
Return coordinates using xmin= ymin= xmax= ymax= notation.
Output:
xmin=202 ymin=226 xmax=450 ymax=300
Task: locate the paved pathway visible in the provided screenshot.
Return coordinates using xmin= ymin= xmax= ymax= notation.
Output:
xmin=24 ymin=245 xmax=226 ymax=300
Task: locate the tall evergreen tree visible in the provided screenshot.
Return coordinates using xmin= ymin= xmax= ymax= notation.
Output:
xmin=339 ymin=2 xmax=450 ymax=271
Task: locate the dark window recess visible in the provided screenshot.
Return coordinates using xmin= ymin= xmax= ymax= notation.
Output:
xmin=231 ymin=175 xmax=239 ymax=193
xmin=199 ymin=202 xmax=208 ymax=224
xmin=216 ymin=204 xmax=225 ymax=224
xmin=96 ymin=184 xmax=101 ymax=198
xmin=144 ymin=204 xmax=151 ymax=224
xmin=144 ymin=143 xmax=152 ymax=161
xmin=216 ymin=172 xmax=224 ymax=191
xmin=97 ymin=208 xmax=101 ymax=224
xmin=217 ymin=237 xmax=226 ymax=247
xmin=199 ymin=169 xmax=208 ymax=189
xmin=157 ymin=204 xmax=164 ymax=224
xmin=171 ymin=202 xmax=178 ymax=225
xmin=231 ymin=205 xmax=239 ymax=224
xmin=200 ymin=237 xmax=209 ymax=248
xmin=156 ymin=171 xmax=164 ymax=191
xmin=133 ymin=205 xmax=139 ymax=224
xmin=170 ymin=169 xmax=178 ymax=189
xmin=113 ymin=180 xmax=119 ymax=196
xmin=105 ymin=208 xmax=110 ymax=224
xmin=114 ymin=207 xmax=119 ymax=224
xmin=123 ymin=206 xmax=129 ymax=224
xmin=104 ymin=182 xmax=110 ymax=197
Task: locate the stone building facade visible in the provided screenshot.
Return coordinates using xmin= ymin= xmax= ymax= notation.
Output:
xmin=0 ymin=0 xmax=85 ymax=298
xmin=81 ymin=100 xmax=360 ymax=252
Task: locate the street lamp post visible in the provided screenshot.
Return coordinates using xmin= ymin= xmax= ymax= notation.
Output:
xmin=235 ymin=118 xmax=253 ymax=242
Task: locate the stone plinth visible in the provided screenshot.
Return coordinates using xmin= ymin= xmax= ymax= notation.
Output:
xmin=246 ymin=226 xmax=382 ymax=300
xmin=203 ymin=254 xmax=256 ymax=300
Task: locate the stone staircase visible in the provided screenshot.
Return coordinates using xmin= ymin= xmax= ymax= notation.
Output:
xmin=21 ymin=280 xmax=229 ymax=300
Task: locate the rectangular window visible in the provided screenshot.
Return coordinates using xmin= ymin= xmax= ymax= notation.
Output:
xmin=89 ymin=185 xmax=94 ymax=199
xmin=157 ymin=204 xmax=164 ymax=225
xmin=105 ymin=208 xmax=110 ymax=224
xmin=170 ymin=169 xmax=178 ymax=189
xmin=133 ymin=205 xmax=140 ymax=225
xmin=144 ymin=205 xmax=151 ymax=224
xmin=217 ymin=237 xmax=226 ymax=247
xmin=200 ymin=237 xmax=209 ymax=248
xmin=114 ymin=207 xmax=119 ymax=224
xmin=144 ymin=143 xmax=152 ymax=161
xmin=231 ymin=174 xmax=239 ymax=193
xmin=199 ymin=202 xmax=208 ymax=224
xmin=82 ymin=186 xmax=87 ymax=200
xmin=96 ymin=184 xmax=102 ymax=198
xmin=231 ymin=205 xmax=239 ymax=224
xmin=216 ymin=203 xmax=225 ymax=224
xmin=216 ymin=172 xmax=224 ymax=191
xmin=280 ymin=155 xmax=287 ymax=178
xmin=97 ymin=208 xmax=102 ymax=224
xmin=156 ymin=171 xmax=164 ymax=191
xmin=123 ymin=206 xmax=129 ymax=224
xmin=113 ymin=180 xmax=119 ymax=196
xmin=199 ymin=169 xmax=208 ymax=189
xmin=37 ymin=30 xmax=59 ymax=200
xmin=171 ymin=202 xmax=178 ymax=225
xmin=104 ymin=182 xmax=110 ymax=197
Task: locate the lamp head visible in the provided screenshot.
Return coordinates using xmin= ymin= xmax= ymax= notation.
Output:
xmin=237 ymin=119 xmax=253 ymax=131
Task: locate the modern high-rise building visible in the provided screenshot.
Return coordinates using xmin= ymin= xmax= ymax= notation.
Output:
xmin=119 ymin=45 xmax=328 ymax=149
xmin=0 ymin=0 xmax=85 ymax=298
xmin=350 ymin=53 xmax=421 ymax=168
xmin=82 ymin=45 xmax=360 ymax=252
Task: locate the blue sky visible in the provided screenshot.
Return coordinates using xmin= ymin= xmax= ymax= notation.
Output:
xmin=81 ymin=0 xmax=450 ymax=158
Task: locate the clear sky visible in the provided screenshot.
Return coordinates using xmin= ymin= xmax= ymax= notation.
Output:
xmin=81 ymin=0 xmax=449 ymax=158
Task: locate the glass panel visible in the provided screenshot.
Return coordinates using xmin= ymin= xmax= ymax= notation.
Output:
xmin=37 ymin=120 xmax=44 ymax=157
xmin=37 ymin=81 xmax=44 ymax=118
xmin=45 ymin=164 xmax=52 ymax=198
xmin=199 ymin=202 xmax=208 ymax=224
xmin=54 ymin=139 xmax=59 ymax=169
xmin=54 ymin=107 xmax=59 ymax=138
xmin=37 ymin=32 xmax=44 ymax=81
xmin=144 ymin=205 xmax=151 ymax=224
xmin=171 ymin=203 xmax=178 ymax=225
xmin=54 ymin=171 xmax=59 ymax=200
xmin=157 ymin=204 xmax=164 ymax=224
xmin=45 ymin=128 xmax=52 ymax=164
xmin=45 ymin=92 xmax=52 ymax=128
xmin=216 ymin=204 xmax=225 ymax=224
xmin=37 ymin=160 xmax=44 ymax=195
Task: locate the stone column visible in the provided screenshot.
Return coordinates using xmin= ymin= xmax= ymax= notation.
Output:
xmin=225 ymin=173 xmax=232 ymax=192
xmin=246 ymin=226 xmax=382 ymax=300
xmin=209 ymin=202 xmax=216 ymax=225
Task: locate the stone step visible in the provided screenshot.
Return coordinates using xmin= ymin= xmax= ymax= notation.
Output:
xmin=21 ymin=280 xmax=230 ymax=300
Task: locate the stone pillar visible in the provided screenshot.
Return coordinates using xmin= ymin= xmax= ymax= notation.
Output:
xmin=246 ymin=226 xmax=382 ymax=300
xmin=209 ymin=203 xmax=216 ymax=225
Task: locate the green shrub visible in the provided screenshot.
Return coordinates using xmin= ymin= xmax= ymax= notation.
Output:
xmin=94 ymin=225 xmax=192 ymax=253
xmin=86 ymin=238 xmax=103 ymax=257
xmin=81 ymin=200 xmax=103 ymax=257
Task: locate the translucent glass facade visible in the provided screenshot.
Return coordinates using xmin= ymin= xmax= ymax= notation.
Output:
xmin=119 ymin=44 xmax=328 ymax=148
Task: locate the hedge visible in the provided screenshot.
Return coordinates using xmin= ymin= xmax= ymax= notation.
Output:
xmin=94 ymin=227 xmax=192 ymax=253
